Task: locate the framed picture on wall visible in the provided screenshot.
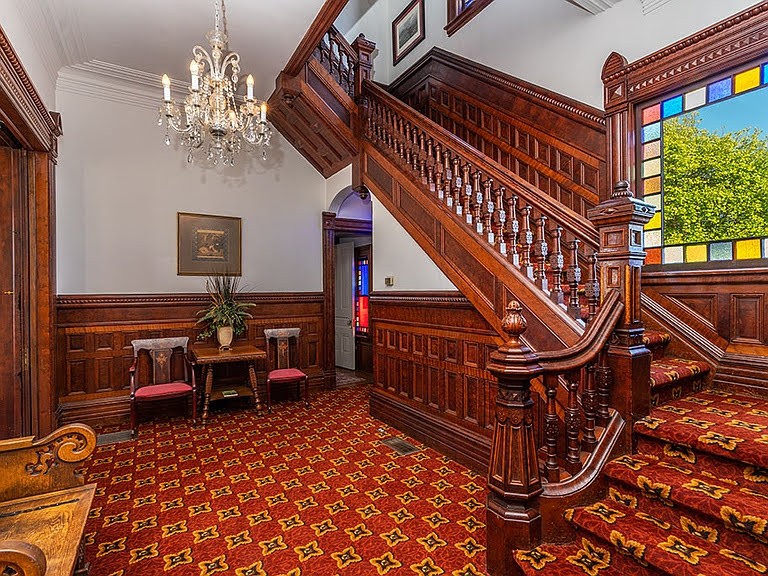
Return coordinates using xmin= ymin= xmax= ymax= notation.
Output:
xmin=392 ymin=0 xmax=425 ymax=65
xmin=177 ymin=212 xmax=242 ymax=276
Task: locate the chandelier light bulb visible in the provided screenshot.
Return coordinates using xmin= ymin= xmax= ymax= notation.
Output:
xmin=157 ymin=0 xmax=272 ymax=167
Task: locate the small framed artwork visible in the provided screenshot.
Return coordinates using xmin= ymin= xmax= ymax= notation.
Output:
xmin=392 ymin=0 xmax=425 ymax=66
xmin=177 ymin=212 xmax=242 ymax=276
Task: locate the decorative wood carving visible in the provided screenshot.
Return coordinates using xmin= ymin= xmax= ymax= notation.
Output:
xmin=55 ymin=292 xmax=326 ymax=427
xmin=389 ymin=48 xmax=605 ymax=216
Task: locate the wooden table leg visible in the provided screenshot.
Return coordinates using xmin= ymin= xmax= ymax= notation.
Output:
xmin=202 ymin=365 xmax=213 ymax=425
xmin=248 ymin=361 xmax=264 ymax=415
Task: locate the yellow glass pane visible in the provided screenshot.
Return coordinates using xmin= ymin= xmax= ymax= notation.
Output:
xmin=734 ymin=67 xmax=761 ymax=94
xmin=643 ymin=158 xmax=661 ymax=178
xmin=685 ymin=244 xmax=708 ymax=262
xmin=735 ymin=238 xmax=762 ymax=260
xmin=645 ymin=211 xmax=661 ymax=230
xmin=643 ymin=141 xmax=660 ymax=160
xmin=644 ymin=177 xmax=661 ymax=194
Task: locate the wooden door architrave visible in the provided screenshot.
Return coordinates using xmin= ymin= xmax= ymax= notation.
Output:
xmin=322 ymin=211 xmax=372 ymax=387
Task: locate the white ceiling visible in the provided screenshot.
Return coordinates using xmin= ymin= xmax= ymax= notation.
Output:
xmin=31 ymin=0 xmax=326 ymax=97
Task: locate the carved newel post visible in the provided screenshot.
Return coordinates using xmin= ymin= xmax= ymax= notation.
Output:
xmin=351 ymin=34 xmax=375 ymax=99
xmin=587 ymin=181 xmax=654 ymax=450
xmin=485 ymin=301 xmax=543 ymax=576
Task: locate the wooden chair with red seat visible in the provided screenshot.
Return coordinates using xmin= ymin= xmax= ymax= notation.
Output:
xmin=264 ymin=328 xmax=309 ymax=413
xmin=129 ymin=337 xmax=196 ymax=437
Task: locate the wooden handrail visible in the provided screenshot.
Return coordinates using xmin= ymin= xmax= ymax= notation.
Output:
xmin=538 ymin=289 xmax=623 ymax=370
xmin=363 ymin=80 xmax=599 ymax=250
xmin=283 ymin=0 xmax=349 ymax=77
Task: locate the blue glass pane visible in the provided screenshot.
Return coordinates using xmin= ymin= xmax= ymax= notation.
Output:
xmin=764 ymin=63 xmax=768 ymax=85
xmin=707 ymin=78 xmax=732 ymax=102
xmin=642 ymin=122 xmax=660 ymax=143
xmin=661 ymin=96 xmax=683 ymax=118
xmin=361 ymin=263 xmax=369 ymax=295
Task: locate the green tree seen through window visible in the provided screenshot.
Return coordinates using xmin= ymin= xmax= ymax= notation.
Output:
xmin=662 ymin=112 xmax=768 ymax=245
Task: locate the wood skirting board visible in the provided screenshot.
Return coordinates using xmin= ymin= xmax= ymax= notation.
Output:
xmin=369 ymin=291 xmax=499 ymax=473
xmin=56 ymin=292 xmax=327 ymax=427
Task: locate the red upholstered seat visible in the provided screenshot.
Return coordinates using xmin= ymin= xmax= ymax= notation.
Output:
xmin=135 ymin=381 xmax=193 ymax=399
xmin=268 ymin=368 xmax=306 ymax=383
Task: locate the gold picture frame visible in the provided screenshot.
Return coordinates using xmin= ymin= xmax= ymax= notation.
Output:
xmin=177 ymin=212 xmax=242 ymax=276
xmin=392 ymin=0 xmax=425 ymax=66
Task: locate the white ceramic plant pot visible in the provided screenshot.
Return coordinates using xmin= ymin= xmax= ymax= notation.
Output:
xmin=217 ymin=326 xmax=234 ymax=350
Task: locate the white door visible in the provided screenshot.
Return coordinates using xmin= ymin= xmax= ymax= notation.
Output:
xmin=335 ymin=242 xmax=355 ymax=369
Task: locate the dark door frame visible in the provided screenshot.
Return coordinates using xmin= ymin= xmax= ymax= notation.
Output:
xmin=322 ymin=211 xmax=372 ymax=389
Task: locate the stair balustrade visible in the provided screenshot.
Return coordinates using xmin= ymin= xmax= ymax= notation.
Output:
xmin=314 ymin=26 xmax=358 ymax=99
xmin=363 ymin=81 xmax=601 ymax=322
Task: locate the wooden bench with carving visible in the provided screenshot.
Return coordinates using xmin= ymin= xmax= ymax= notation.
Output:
xmin=0 ymin=424 xmax=97 ymax=576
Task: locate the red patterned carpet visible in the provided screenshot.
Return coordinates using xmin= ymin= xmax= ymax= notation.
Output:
xmin=83 ymin=385 xmax=488 ymax=575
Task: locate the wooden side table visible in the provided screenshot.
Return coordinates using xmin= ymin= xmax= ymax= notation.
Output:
xmin=189 ymin=344 xmax=267 ymax=425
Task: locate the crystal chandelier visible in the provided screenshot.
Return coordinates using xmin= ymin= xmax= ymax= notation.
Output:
xmin=158 ymin=0 xmax=272 ymax=166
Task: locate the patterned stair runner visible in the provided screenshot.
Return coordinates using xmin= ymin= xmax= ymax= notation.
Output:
xmin=515 ymin=388 xmax=768 ymax=575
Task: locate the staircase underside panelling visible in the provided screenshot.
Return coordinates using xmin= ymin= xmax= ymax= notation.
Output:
xmin=269 ymin=63 xmax=358 ymax=178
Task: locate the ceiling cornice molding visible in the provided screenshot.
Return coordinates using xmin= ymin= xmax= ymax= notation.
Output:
xmin=566 ymin=0 xmax=623 ymax=14
xmin=57 ymin=60 xmax=187 ymax=110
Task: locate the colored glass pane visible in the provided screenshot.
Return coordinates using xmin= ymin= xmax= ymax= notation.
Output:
xmin=735 ymin=238 xmax=762 ymax=260
xmin=644 ymin=229 xmax=662 ymax=248
xmin=734 ymin=67 xmax=761 ymax=94
xmin=646 ymin=211 xmax=661 ymax=230
xmin=643 ymin=140 xmax=660 ymax=160
xmin=642 ymin=104 xmax=661 ymax=126
xmin=764 ymin=64 xmax=768 ymax=85
xmin=644 ymin=194 xmax=661 ymax=211
xmin=685 ymin=244 xmax=708 ymax=263
xmin=663 ymin=246 xmax=684 ymax=264
xmin=642 ymin=158 xmax=661 ymax=178
xmin=661 ymin=96 xmax=683 ymax=118
xmin=709 ymin=242 xmax=733 ymax=261
xmin=707 ymin=78 xmax=732 ymax=102
xmin=643 ymin=176 xmax=661 ymax=194
xmin=642 ymin=122 xmax=660 ymax=143
xmin=646 ymin=247 xmax=662 ymax=265
xmin=764 ymin=238 xmax=768 ymax=257
xmin=684 ymin=87 xmax=706 ymax=111
xmin=358 ymin=296 xmax=369 ymax=330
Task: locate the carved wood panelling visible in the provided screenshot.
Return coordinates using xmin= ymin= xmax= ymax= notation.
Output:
xmin=56 ymin=293 xmax=325 ymax=426
xmin=370 ymin=291 xmax=500 ymax=472
xmin=389 ymin=48 xmax=606 ymax=215
xmin=731 ymin=294 xmax=763 ymax=345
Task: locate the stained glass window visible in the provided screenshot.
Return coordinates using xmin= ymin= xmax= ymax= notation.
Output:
xmin=640 ymin=58 xmax=768 ymax=266
xmin=355 ymin=255 xmax=369 ymax=334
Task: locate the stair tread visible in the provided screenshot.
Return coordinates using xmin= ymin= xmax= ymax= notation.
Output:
xmin=568 ymin=498 xmax=768 ymax=575
xmin=644 ymin=330 xmax=672 ymax=349
xmin=635 ymin=389 xmax=768 ymax=469
xmin=604 ymin=454 xmax=768 ymax=558
xmin=650 ymin=358 xmax=710 ymax=390
xmin=514 ymin=537 xmax=659 ymax=575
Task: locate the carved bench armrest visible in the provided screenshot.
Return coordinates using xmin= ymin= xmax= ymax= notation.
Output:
xmin=0 ymin=540 xmax=47 ymax=576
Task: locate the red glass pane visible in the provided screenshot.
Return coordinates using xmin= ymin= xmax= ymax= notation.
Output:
xmin=642 ymin=104 xmax=661 ymax=125
xmin=645 ymin=247 xmax=662 ymax=265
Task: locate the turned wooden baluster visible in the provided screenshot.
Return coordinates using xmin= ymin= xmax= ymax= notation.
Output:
xmin=586 ymin=252 xmax=600 ymax=322
xmin=549 ymin=226 xmax=564 ymax=305
xmin=427 ymin=163 xmax=435 ymax=193
xmin=519 ymin=206 xmax=535 ymax=279
xmin=435 ymin=167 xmax=444 ymax=202
xmin=472 ymin=172 xmax=483 ymax=234
xmin=453 ymin=158 xmax=463 ymax=216
xmin=565 ymin=370 xmax=582 ymax=474
xmin=543 ymin=373 xmax=560 ymax=482
xmin=462 ymin=164 xmax=472 ymax=224
xmin=566 ymin=239 xmax=582 ymax=320
xmin=534 ymin=215 xmax=549 ymax=292
xmin=443 ymin=149 xmax=454 ymax=208
xmin=494 ymin=186 xmax=507 ymax=255
xmin=434 ymin=143 xmax=444 ymax=198
xmin=507 ymin=196 xmax=520 ymax=267
xmin=419 ymin=158 xmax=427 ymax=184
xmin=396 ymin=118 xmax=406 ymax=161
xmin=595 ymin=348 xmax=612 ymax=427
xmin=411 ymin=130 xmax=420 ymax=172
xmin=582 ymin=360 xmax=598 ymax=452
xmin=427 ymin=138 xmax=435 ymax=168
xmin=483 ymin=179 xmax=494 ymax=245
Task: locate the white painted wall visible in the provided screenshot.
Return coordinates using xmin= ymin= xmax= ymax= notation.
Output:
xmin=342 ymin=0 xmax=758 ymax=290
xmin=55 ymin=71 xmax=327 ymax=294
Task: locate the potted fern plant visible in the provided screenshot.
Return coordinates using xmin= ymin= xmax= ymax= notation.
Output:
xmin=196 ymin=275 xmax=255 ymax=350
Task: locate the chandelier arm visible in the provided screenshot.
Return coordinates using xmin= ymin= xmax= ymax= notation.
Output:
xmin=192 ymin=45 xmax=214 ymax=74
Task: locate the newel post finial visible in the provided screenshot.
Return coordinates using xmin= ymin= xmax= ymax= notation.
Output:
xmin=485 ymin=301 xmax=543 ymax=574
xmin=612 ymin=180 xmax=634 ymax=199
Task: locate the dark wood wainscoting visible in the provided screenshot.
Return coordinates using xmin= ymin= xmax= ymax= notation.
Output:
xmin=643 ymin=268 xmax=768 ymax=395
xmin=389 ymin=48 xmax=606 ymax=215
xmin=369 ymin=291 xmax=503 ymax=473
xmin=56 ymin=292 xmax=326 ymax=427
